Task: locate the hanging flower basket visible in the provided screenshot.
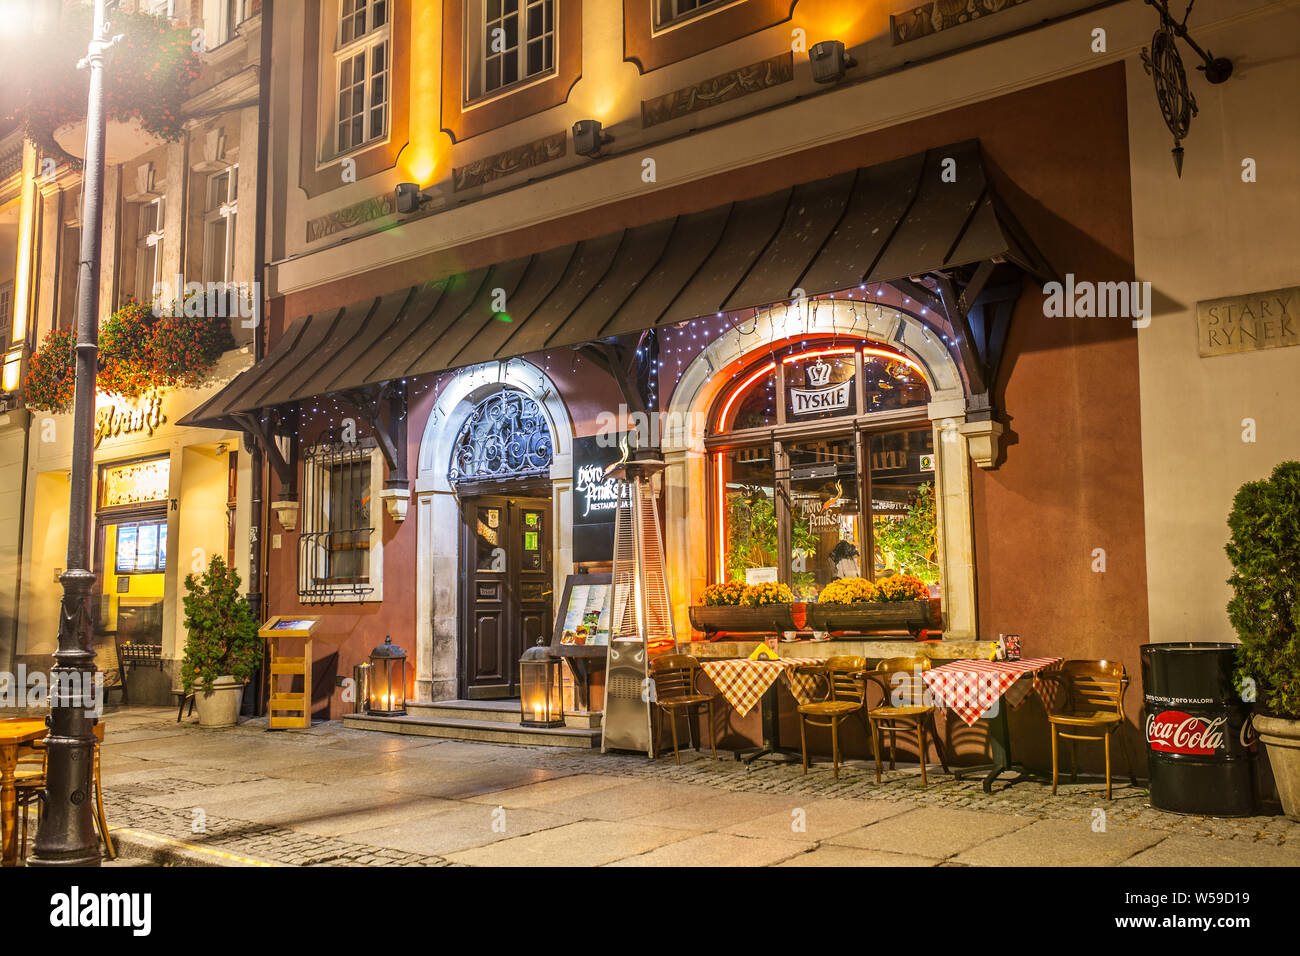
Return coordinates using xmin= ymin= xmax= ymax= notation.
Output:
xmin=22 ymin=298 xmax=233 ymax=413
xmin=4 ymin=5 xmax=201 ymax=166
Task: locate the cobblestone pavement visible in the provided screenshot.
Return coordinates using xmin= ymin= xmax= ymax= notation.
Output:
xmin=40 ymin=706 xmax=1300 ymax=867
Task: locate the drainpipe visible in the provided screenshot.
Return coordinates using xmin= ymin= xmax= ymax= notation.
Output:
xmin=248 ymin=0 xmax=273 ymax=716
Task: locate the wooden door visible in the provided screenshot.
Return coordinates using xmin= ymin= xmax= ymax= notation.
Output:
xmin=462 ymin=495 xmax=553 ymax=699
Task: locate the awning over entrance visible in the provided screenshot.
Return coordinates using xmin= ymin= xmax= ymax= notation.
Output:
xmin=180 ymin=139 xmax=1052 ymax=430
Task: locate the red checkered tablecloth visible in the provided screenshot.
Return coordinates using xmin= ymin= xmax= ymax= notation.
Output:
xmin=699 ymin=658 xmax=825 ymax=717
xmin=920 ymin=657 xmax=1062 ymax=726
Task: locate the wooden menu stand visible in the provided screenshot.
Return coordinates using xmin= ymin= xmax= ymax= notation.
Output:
xmin=258 ymin=616 xmax=320 ymax=729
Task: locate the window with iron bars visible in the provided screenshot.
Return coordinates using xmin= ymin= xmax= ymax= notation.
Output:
xmin=298 ymin=438 xmax=379 ymax=603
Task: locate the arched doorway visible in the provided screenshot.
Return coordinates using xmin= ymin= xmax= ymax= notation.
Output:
xmin=450 ymin=389 xmax=555 ymax=698
xmin=413 ymin=361 xmax=574 ymax=703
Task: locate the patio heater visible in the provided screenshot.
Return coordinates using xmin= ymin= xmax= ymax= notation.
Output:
xmin=601 ymin=455 xmax=675 ymax=756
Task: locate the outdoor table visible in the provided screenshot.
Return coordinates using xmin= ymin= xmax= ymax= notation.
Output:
xmin=699 ymin=658 xmax=824 ymax=764
xmin=921 ymin=657 xmax=1062 ymax=793
xmin=0 ymin=718 xmax=47 ymax=867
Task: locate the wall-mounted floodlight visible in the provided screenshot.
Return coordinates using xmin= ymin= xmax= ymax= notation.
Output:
xmin=395 ymin=182 xmax=435 ymax=213
xmin=573 ymin=119 xmax=614 ymax=158
xmin=809 ymin=40 xmax=857 ymax=84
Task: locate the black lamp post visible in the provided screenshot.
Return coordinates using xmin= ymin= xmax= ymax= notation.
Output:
xmin=31 ymin=0 xmax=119 ymax=867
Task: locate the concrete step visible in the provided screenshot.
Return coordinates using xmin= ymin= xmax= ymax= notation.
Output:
xmin=341 ymin=711 xmax=602 ymax=748
xmin=406 ymin=699 xmax=603 ymax=730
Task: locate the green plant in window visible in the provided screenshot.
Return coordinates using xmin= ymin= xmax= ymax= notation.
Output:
xmin=725 ymin=484 xmax=777 ymax=582
xmin=872 ymin=482 xmax=939 ymax=585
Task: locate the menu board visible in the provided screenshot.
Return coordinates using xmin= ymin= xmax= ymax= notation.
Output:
xmin=551 ymin=573 xmax=613 ymax=657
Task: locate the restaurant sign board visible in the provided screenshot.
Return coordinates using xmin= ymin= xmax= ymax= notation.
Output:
xmin=1196 ymin=285 xmax=1299 ymax=357
xmin=572 ymin=434 xmax=624 ymax=564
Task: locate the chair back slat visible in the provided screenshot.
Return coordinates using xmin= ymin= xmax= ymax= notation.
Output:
xmin=650 ymin=654 xmax=702 ymax=700
xmin=874 ymin=656 xmax=932 ymax=707
xmin=1060 ymin=659 xmax=1127 ymax=715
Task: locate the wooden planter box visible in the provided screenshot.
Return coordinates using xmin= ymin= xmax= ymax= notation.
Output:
xmin=689 ymin=604 xmax=798 ymax=635
xmin=805 ymin=600 xmax=936 ymax=637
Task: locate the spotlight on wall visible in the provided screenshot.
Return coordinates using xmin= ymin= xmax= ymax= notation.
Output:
xmin=394 ymin=182 xmax=435 ymax=214
xmin=572 ymin=119 xmax=613 ymax=158
xmin=808 ymin=40 xmax=857 ymax=84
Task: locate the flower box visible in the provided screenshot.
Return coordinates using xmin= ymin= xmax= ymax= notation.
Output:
xmin=805 ymin=600 xmax=936 ymax=637
xmin=689 ymin=604 xmax=798 ymax=635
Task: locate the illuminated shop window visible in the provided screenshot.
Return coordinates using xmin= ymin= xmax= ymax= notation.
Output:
xmin=707 ymin=339 xmax=938 ymax=601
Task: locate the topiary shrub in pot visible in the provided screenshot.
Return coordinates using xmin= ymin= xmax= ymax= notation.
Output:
xmin=181 ymin=556 xmax=260 ymax=728
xmin=1227 ymin=460 xmax=1300 ymax=819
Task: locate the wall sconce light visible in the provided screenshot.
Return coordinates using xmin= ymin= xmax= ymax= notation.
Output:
xmin=394 ymin=182 xmax=435 ymax=214
xmin=809 ymin=40 xmax=857 ymax=84
xmin=572 ymin=119 xmax=613 ymax=158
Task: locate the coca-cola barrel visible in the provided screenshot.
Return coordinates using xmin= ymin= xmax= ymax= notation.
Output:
xmin=1140 ymin=643 xmax=1257 ymax=816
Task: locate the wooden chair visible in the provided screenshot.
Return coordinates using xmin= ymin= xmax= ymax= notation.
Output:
xmin=1046 ymin=659 xmax=1135 ymax=800
xmin=16 ymin=723 xmax=115 ymax=861
xmin=649 ymin=654 xmax=719 ymax=765
xmin=864 ymin=656 xmax=949 ymax=787
xmin=796 ymin=656 xmax=868 ymax=780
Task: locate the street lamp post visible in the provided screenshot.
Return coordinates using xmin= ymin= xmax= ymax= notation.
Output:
xmin=30 ymin=0 xmax=117 ymax=868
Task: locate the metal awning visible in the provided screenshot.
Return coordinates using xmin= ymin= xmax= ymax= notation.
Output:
xmin=180 ymin=139 xmax=1052 ymax=429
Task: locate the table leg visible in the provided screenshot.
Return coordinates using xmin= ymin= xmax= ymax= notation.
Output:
xmin=1 ymin=745 xmax=16 ymax=867
xmin=735 ymin=682 xmax=780 ymax=764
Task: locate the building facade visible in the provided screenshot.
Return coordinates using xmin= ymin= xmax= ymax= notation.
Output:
xmin=2 ymin=0 xmax=267 ymax=704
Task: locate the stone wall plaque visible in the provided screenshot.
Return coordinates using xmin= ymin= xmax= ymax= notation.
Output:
xmin=1197 ymin=285 xmax=1300 ymax=357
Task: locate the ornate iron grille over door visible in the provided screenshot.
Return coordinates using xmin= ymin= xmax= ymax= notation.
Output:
xmin=449 ymin=390 xmax=554 ymax=484
xmin=299 ymin=437 xmax=376 ymax=603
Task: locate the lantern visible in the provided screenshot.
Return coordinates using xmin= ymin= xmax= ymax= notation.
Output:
xmin=519 ymin=640 xmax=564 ymax=728
xmin=367 ymin=636 xmax=407 ymax=716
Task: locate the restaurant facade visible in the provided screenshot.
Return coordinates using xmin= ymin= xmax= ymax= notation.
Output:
xmin=153 ymin=0 xmax=1300 ymax=768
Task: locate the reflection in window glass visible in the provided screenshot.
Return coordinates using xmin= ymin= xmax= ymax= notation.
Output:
xmin=718 ymin=447 xmax=775 ymax=583
xmin=787 ymin=438 xmax=859 ymax=600
xmin=863 ymin=349 xmax=930 ymax=412
xmin=870 ymin=429 xmax=939 ymax=588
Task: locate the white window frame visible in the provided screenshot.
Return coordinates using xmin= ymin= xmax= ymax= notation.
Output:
xmin=202 ymin=0 xmax=248 ymax=47
xmin=654 ymin=0 xmax=740 ymax=31
xmin=136 ymin=197 xmax=165 ymax=303
xmin=145 ymin=0 xmax=177 ymax=19
xmin=301 ymin=442 xmax=384 ymax=603
xmin=464 ymin=0 xmax=556 ymax=104
xmin=331 ymin=0 xmax=391 ymax=158
xmin=203 ymin=165 xmax=238 ymax=284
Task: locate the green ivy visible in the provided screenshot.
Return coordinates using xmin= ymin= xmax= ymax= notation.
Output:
xmin=873 ymin=482 xmax=939 ymax=584
xmin=1227 ymin=461 xmax=1300 ymax=719
xmin=180 ymin=556 xmax=260 ymax=696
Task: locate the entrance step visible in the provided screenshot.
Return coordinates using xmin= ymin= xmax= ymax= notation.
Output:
xmin=341 ymin=709 xmax=602 ymax=748
xmin=405 ymin=699 xmax=602 ymax=730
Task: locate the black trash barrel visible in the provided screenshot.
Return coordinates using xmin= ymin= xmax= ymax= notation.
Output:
xmin=1140 ymin=643 xmax=1257 ymax=816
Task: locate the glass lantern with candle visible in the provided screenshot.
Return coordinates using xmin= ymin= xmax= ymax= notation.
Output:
xmin=367 ymin=636 xmax=407 ymax=716
xmin=519 ymin=640 xmax=564 ymax=728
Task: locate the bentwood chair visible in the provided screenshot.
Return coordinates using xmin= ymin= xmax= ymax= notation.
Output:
xmin=649 ymin=654 xmax=719 ymax=764
xmin=1046 ymin=659 xmax=1135 ymax=801
xmin=91 ymin=722 xmax=115 ymax=859
xmin=864 ymin=656 xmax=949 ymax=788
xmin=796 ymin=656 xmax=868 ymax=780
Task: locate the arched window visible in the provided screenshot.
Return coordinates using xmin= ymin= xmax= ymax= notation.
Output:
xmin=449 ymin=389 xmax=554 ymax=484
xmin=707 ymin=339 xmax=939 ymax=603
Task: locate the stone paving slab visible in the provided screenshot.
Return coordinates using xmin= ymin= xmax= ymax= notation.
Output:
xmin=342 ymin=804 xmax=578 ymax=856
xmin=626 ymin=790 xmax=806 ymax=832
xmin=608 ymin=832 xmax=809 ymax=867
xmin=828 ymin=806 xmax=1034 ymax=859
xmin=777 ymin=844 xmax=940 ymax=867
xmin=462 ymin=772 xmax=636 ymax=809
xmin=444 ymin=820 xmax=691 ymax=867
xmin=951 ymin=818 xmax=1166 ymax=866
xmin=1120 ymin=834 xmax=1300 ymax=867
xmin=722 ymin=797 xmax=912 ymax=843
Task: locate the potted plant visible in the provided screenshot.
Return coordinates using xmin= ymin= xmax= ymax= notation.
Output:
xmin=807 ymin=573 xmax=935 ymax=636
xmin=1227 ymin=460 xmax=1300 ymax=819
xmin=689 ymin=581 xmax=797 ymax=635
xmin=180 ymin=556 xmax=260 ymax=728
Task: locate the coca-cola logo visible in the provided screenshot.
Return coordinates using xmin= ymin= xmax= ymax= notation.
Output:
xmin=1146 ymin=710 xmax=1226 ymax=755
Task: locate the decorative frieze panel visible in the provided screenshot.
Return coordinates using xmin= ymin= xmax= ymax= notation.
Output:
xmin=452 ymin=131 xmax=567 ymax=192
xmin=641 ymin=51 xmax=794 ymax=128
xmin=891 ymin=0 xmax=1034 ymax=45
xmin=305 ymin=193 xmax=395 ymax=243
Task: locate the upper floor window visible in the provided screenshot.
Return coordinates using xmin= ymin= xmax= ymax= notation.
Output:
xmin=144 ymin=0 xmax=176 ymax=18
xmin=466 ymin=0 xmax=554 ymax=102
xmin=204 ymin=166 xmax=238 ymax=284
xmin=334 ymin=0 xmax=390 ymax=155
xmin=136 ymin=197 xmax=165 ymax=303
xmin=656 ymin=0 xmax=730 ymax=28
xmin=0 ymin=282 xmax=13 ymax=345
